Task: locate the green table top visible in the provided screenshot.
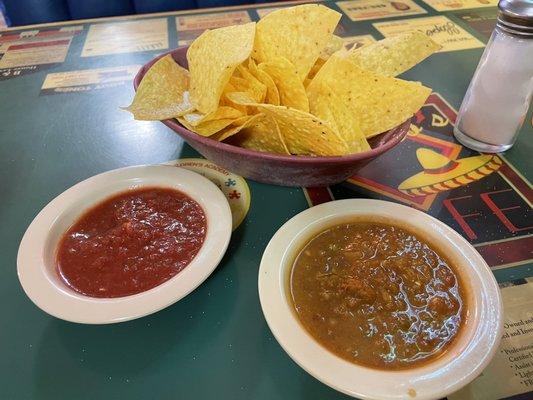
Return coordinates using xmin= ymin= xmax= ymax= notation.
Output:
xmin=1 ymin=1 xmax=531 ymax=399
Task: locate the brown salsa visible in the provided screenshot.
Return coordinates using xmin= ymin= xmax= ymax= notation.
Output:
xmin=290 ymin=221 xmax=466 ymax=369
xmin=57 ymin=187 xmax=206 ymax=298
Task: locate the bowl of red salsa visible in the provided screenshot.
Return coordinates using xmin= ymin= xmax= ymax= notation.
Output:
xmin=259 ymin=199 xmax=503 ymax=400
xmin=17 ymin=165 xmax=232 ymax=324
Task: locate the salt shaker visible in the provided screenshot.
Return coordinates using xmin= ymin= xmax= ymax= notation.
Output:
xmin=454 ymin=0 xmax=533 ymax=153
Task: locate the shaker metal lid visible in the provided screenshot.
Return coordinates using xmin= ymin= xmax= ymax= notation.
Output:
xmin=498 ymin=0 xmax=533 ymax=36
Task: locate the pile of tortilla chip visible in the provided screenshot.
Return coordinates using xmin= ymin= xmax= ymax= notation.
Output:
xmin=125 ymin=4 xmax=441 ymax=156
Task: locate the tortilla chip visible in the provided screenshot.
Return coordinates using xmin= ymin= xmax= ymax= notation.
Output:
xmin=124 ymin=55 xmax=192 ymax=120
xmin=224 ymin=80 xmax=255 ymax=112
xmin=183 ymin=106 xmax=244 ymax=126
xmin=222 ymin=76 xmax=262 ymax=113
xmin=258 ymin=57 xmax=309 ymax=112
xmin=228 ymin=66 xmax=267 ymax=104
xmin=305 ymin=34 xmax=344 ymax=85
xmin=307 ymin=57 xmax=326 ymax=84
xmin=309 ymin=86 xmax=370 ymax=153
xmin=228 ymin=76 xmax=250 ymax=92
xmin=345 ymin=32 xmax=441 ymax=77
xmin=178 ymin=116 xmax=236 ymax=137
xmin=225 ymin=91 xmax=258 ymax=107
xmin=305 ymin=35 xmax=343 ymax=87
xmin=211 ymin=114 xmax=263 ymax=142
xmin=248 ymin=58 xmax=280 ymax=105
xmin=229 ymin=114 xmax=290 ymax=154
xmin=220 ymin=81 xmax=247 ymax=112
xmin=236 ymin=64 xmax=267 ymax=103
xmin=253 ymin=4 xmax=341 ymax=81
xmin=223 ymin=82 xmax=237 ymax=93
xmin=308 ymin=53 xmax=431 ymax=138
xmin=187 ymin=22 xmax=256 ymax=114
xmin=257 ymin=104 xmax=348 ymax=156
xmin=319 ymin=34 xmax=344 ymax=60
xmin=329 ymin=99 xmax=370 ymax=153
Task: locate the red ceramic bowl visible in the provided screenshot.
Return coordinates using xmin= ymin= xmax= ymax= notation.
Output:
xmin=134 ymin=47 xmax=410 ymax=187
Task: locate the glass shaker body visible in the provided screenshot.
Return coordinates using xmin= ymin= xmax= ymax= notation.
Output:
xmin=454 ymin=26 xmax=533 ymax=153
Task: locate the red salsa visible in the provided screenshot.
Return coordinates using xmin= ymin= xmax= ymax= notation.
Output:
xmin=57 ymin=187 xmax=207 ymax=298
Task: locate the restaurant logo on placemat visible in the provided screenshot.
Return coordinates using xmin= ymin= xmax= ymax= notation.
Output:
xmin=374 ymin=15 xmax=485 ymax=52
xmin=304 ymin=93 xmax=533 ymax=271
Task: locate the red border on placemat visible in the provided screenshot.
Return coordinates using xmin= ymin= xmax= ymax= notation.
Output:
xmin=475 ymin=236 xmax=533 ymax=269
xmin=498 ymin=163 xmax=533 ymax=203
xmin=0 ymin=28 xmax=82 ymax=44
xmin=7 ymin=39 xmax=71 ymax=50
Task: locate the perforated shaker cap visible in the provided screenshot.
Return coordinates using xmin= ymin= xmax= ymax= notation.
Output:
xmin=498 ymin=0 xmax=533 ymax=36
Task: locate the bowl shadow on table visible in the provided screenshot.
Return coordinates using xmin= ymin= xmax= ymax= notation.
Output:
xmin=31 ymin=228 xmax=247 ymax=399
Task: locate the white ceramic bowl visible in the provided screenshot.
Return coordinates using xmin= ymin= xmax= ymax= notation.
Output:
xmin=258 ymin=199 xmax=503 ymax=400
xmin=18 ymin=165 xmax=232 ymax=324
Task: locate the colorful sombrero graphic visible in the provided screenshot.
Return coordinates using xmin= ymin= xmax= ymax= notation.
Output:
xmin=399 ymin=148 xmax=502 ymax=196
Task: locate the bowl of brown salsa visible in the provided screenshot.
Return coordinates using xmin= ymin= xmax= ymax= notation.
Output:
xmin=259 ymin=199 xmax=503 ymax=400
